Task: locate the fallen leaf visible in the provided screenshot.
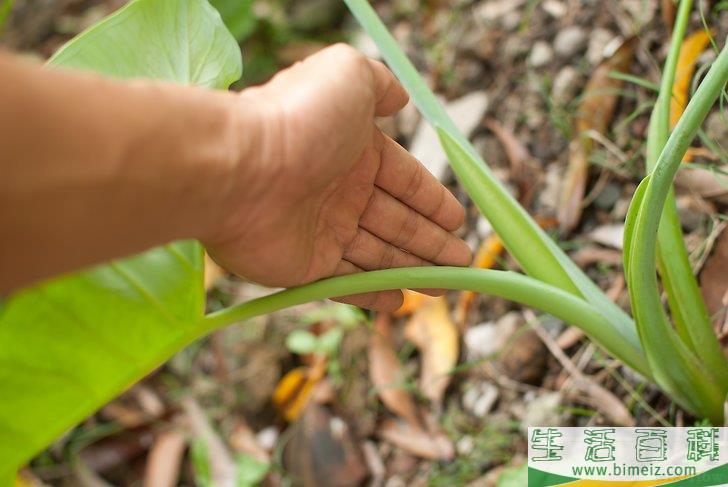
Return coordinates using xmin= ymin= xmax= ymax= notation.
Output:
xmin=204 ymin=253 xmax=226 ymax=290
xmin=229 ymin=419 xmax=270 ymax=463
xmin=588 ymin=223 xmax=625 ymax=250
xmin=454 ymin=234 xmax=505 ymax=327
xmin=368 ymin=313 xmax=422 ymax=427
xmin=661 ymin=0 xmax=676 ymax=29
xmin=701 ymin=228 xmax=728 ymax=328
xmin=378 ymin=419 xmax=454 ymax=460
xmin=143 ymin=430 xmax=187 ymax=487
xmin=675 ymin=166 xmax=728 ymax=204
xmin=670 ymin=30 xmax=712 ymax=128
xmin=572 ymin=246 xmax=623 ymax=267
xmin=78 ymin=427 xmax=155 ymax=474
xmin=483 ymin=117 xmax=540 ymax=204
xmin=182 ymin=397 xmax=237 ymax=487
xmin=283 ymin=403 xmax=368 ymax=487
xmin=404 ymin=297 xmax=458 ymax=407
xmin=558 ymin=38 xmax=637 ymax=233
xmin=14 ymin=470 xmax=45 ymax=487
xmin=272 ymin=357 xmax=326 ymax=422
xmin=483 ymin=118 xmax=530 ymax=178
xmin=393 ymin=289 xmax=436 ymax=317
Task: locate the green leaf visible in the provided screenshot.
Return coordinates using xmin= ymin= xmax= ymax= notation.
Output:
xmin=301 ymin=302 xmax=365 ymax=329
xmin=497 ymin=463 xmax=527 ymax=487
xmin=345 ymin=0 xmax=644 ymax=376
xmin=49 ymin=0 xmax=242 ymax=89
xmin=0 ymin=0 xmax=241 ymax=474
xmin=318 ymin=328 xmax=344 ymax=356
xmin=627 ymin=41 xmax=728 ymax=423
xmin=236 ymin=453 xmax=270 ymax=487
xmin=209 ymin=0 xmax=257 ymax=41
xmin=285 ymin=329 xmax=319 ymax=355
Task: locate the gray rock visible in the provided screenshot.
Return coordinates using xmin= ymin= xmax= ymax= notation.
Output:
xmin=587 ymin=28 xmax=615 ymax=65
xmin=551 ymin=66 xmax=581 ymax=105
xmin=594 ymin=182 xmax=622 ymax=210
xmin=554 ymin=26 xmax=587 ymax=59
xmin=529 ymin=41 xmax=554 ymax=68
xmin=520 ymin=392 xmax=564 ymax=431
xmin=541 ymin=0 xmax=567 ymax=18
xmin=464 ymin=312 xmax=521 ymax=360
xmin=589 ymin=224 xmax=625 ymax=250
xmin=462 ymin=381 xmax=500 ymax=418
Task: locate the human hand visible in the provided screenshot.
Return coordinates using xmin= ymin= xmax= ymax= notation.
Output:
xmin=205 ymin=44 xmax=471 ymax=310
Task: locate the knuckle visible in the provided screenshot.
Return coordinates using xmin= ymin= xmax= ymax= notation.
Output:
xmin=396 ymin=211 xmax=419 ymax=246
xmin=404 ymin=167 xmax=425 ymax=200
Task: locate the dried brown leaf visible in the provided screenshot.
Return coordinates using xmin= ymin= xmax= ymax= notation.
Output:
xmin=143 ymin=430 xmax=187 ymax=487
xmin=661 ymin=0 xmax=676 ymax=29
xmin=182 ymin=397 xmax=237 ymax=487
xmin=369 ymin=313 xmax=422 ymax=427
xmin=404 ymin=297 xmax=459 ymax=407
xmin=558 ymin=38 xmax=637 ymax=233
xmin=283 ymin=404 xmax=368 ymax=487
xmin=701 ymin=228 xmax=728 ymax=328
xmin=378 ymin=419 xmax=454 ymax=460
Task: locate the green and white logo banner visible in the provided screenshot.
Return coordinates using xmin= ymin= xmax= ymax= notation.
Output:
xmin=528 ymin=427 xmax=728 ymax=486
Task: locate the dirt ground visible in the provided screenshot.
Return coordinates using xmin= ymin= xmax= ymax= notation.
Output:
xmin=3 ymin=0 xmax=728 ymax=485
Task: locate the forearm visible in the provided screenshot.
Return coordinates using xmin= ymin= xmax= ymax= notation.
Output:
xmin=0 ymin=51 xmax=253 ymax=294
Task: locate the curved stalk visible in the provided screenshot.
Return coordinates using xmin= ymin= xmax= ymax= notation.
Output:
xmin=645 ymin=0 xmax=728 ymax=385
xmin=629 ymin=42 xmax=728 ymax=423
xmin=204 ymin=267 xmax=650 ymax=378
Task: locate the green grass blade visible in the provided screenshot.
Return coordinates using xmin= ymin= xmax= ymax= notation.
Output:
xmin=204 ymin=267 xmax=650 ymax=376
xmin=644 ymin=0 xmax=728 ymax=384
xmin=629 ymin=41 xmax=728 ymax=422
xmin=438 ymin=129 xmax=643 ymax=358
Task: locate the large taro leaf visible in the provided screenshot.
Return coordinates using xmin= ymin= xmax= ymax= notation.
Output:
xmin=0 ymin=0 xmax=241 ymax=473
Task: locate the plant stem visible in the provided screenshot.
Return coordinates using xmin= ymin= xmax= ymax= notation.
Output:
xmin=629 ymin=40 xmax=728 ymax=423
xmin=203 ymin=267 xmax=650 ymax=377
xmin=645 ymin=0 xmax=728 ymax=386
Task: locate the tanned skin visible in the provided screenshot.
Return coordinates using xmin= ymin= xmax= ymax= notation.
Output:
xmin=0 ymin=44 xmax=471 ymax=310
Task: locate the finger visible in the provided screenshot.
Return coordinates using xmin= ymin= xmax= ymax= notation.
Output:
xmin=367 ymin=59 xmax=409 ymax=116
xmin=343 ymin=227 xmax=445 ymax=296
xmin=360 ymin=188 xmax=472 ymax=266
xmin=331 ymin=260 xmax=404 ymax=311
xmin=375 ymin=133 xmax=465 ymax=231
xmin=343 ymin=227 xmax=429 ymax=270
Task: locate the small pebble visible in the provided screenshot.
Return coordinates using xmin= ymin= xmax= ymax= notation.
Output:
xmin=587 ymin=28 xmax=614 ymax=65
xmin=554 ymin=26 xmax=587 ymax=58
xmin=542 ymin=0 xmax=567 ymax=18
xmin=529 ymin=41 xmax=554 ymax=68
xmin=552 ymin=66 xmax=581 ymax=105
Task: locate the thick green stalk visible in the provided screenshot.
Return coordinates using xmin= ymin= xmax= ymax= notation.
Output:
xmin=629 ymin=42 xmax=728 ymax=423
xmin=344 ymin=0 xmax=639 ymax=357
xmin=203 ymin=267 xmax=650 ymax=376
xmin=644 ymin=0 xmax=728 ymax=385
